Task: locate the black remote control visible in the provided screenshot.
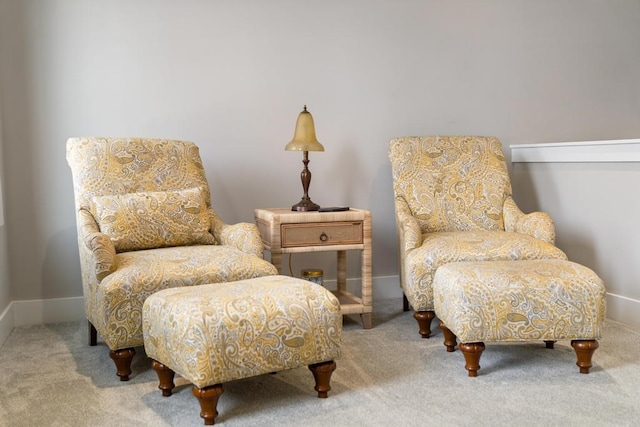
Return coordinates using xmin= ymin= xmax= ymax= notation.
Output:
xmin=318 ymin=206 xmax=350 ymax=212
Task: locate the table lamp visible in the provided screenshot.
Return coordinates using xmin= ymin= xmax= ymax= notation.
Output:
xmin=285 ymin=105 xmax=325 ymax=211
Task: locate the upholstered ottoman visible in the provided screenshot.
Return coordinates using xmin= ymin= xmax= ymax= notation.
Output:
xmin=142 ymin=275 xmax=342 ymax=425
xmin=433 ymin=259 xmax=606 ymax=377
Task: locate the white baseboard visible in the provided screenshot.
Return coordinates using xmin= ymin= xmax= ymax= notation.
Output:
xmin=0 ymin=302 xmax=15 ymax=349
xmin=371 ymin=275 xmax=404 ymax=300
xmin=0 ymin=277 xmax=403 ymax=349
xmin=325 ymin=275 xmax=403 ymax=301
xmin=1 ymin=281 xmax=635 ymax=350
xmin=11 ymin=296 xmax=86 ymax=327
xmin=0 ymin=296 xmax=86 ymax=349
xmin=606 ymin=293 xmax=640 ymax=329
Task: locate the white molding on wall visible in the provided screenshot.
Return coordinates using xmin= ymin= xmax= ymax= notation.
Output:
xmin=0 ymin=302 xmax=14 ymax=349
xmin=337 ymin=275 xmax=402 ymax=301
xmin=0 ymin=296 xmax=87 ymax=350
xmin=606 ymin=293 xmax=640 ymax=331
xmin=0 ymin=278 xmax=404 ymax=349
xmin=1 ymin=284 xmax=637 ymax=350
xmin=510 ymin=138 xmax=640 ymax=163
xmin=12 ymin=296 xmax=86 ymax=327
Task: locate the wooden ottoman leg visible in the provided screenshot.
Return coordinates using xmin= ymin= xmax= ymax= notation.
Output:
xmin=193 ymin=384 xmax=224 ymax=426
xmin=438 ymin=321 xmax=458 ymax=352
xmin=571 ymin=340 xmax=599 ymax=374
xmin=544 ymin=340 xmax=556 ymax=349
xmin=151 ymin=360 xmax=176 ymax=397
xmin=109 ymin=348 xmax=136 ymax=381
xmin=414 ymin=310 xmax=436 ymax=338
xmin=309 ymin=360 xmax=336 ymax=398
xmin=459 ymin=342 xmax=485 ymax=377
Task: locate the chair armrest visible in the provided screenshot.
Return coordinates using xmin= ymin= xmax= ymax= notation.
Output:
xmin=394 ymin=196 xmax=423 ymax=252
xmin=503 ymin=196 xmax=557 ymax=245
xmin=209 ymin=208 xmax=265 ymax=258
xmin=78 ymin=208 xmax=117 ymax=281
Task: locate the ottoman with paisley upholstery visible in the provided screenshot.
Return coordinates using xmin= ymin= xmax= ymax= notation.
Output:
xmin=433 ymin=259 xmax=606 ymax=377
xmin=142 ymin=275 xmax=342 ymax=425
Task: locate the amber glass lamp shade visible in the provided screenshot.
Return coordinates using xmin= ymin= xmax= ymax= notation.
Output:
xmin=285 ymin=106 xmax=325 ymax=152
xmin=285 ymin=106 xmax=324 ymax=211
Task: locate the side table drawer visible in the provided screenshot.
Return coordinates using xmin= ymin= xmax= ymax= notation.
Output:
xmin=281 ymin=221 xmax=363 ymax=247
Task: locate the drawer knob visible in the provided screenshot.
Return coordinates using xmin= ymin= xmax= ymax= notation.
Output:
xmin=319 ymin=232 xmax=328 ymax=242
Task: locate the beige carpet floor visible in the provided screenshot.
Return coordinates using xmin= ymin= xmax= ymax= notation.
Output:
xmin=1 ymin=298 xmax=639 ymax=426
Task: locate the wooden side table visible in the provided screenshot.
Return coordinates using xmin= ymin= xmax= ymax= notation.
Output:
xmin=254 ymin=208 xmax=372 ymax=329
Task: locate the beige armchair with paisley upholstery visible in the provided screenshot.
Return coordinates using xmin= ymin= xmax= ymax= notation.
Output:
xmin=388 ymin=136 xmax=568 ymax=338
xmin=66 ymin=137 xmax=278 ymax=381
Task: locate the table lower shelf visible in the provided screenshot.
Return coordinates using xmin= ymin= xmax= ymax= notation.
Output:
xmin=332 ymin=290 xmax=372 ymax=329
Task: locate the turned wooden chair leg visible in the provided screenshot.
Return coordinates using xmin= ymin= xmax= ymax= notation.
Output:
xmin=193 ymin=384 xmax=224 ymax=426
xmin=414 ymin=310 xmax=436 ymax=338
xmin=438 ymin=322 xmax=457 ymax=352
xmin=88 ymin=321 xmax=97 ymax=346
xmin=459 ymin=342 xmax=485 ymax=377
xmin=571 ymin=340 xmax=599 ymax=374
xmin=152 ymin=360 xmax=176 ymax=397
xmin=109 ymin=348 xmax=136 ymax=381
xmin=308 ymin=360 xmax=336 ymax=398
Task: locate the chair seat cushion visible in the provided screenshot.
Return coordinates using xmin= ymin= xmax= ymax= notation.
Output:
xmin=95 ymin=245 xmax=279 ymax=349
xmin=143 ymin=275 xmax=342 ymax=388
xmin=433 ymin=259 xmax=606 ymax=342
xmin=404 ymin=231 xmax=568 ymax=311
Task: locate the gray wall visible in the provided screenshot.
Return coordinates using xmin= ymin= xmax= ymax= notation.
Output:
xmin=1 ymin=1 xmax=639 ymax=323
xmin=511 ymin=159 xmax=640 ymax=327
xmin=0 ymin=107 xmax=9 ymax=316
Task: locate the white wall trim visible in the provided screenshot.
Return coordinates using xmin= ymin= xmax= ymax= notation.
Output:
xmin=1 ymin=283 xmax=636 ymax=350
xmin=11 ymin=296 xmax=86 ymax=327
xmin=343 ymin=275 xmax=403 ymax=301
xmin=1 ymin=296 xmax=86 ymax=351
xmin=606 ymin=293 xmax=640 ymax=330
xmin=0 ymin=277 xmax=403 ymax=349
xmin=510 ymin=138 xmax=640 ymax=163
xmin=0 ymin=302 xmax=14 ymax=349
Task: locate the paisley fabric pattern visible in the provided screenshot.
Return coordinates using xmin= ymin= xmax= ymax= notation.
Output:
xmin=143 ymin=275 xmax=342 ymax=389
xmin=433 ymin=260 xmax=606 ymax=342
xmin=66 ymin=137 xmax=276 ymax=351
xmin=96 ymin=245 xmax=278 ymax=349
xmin=503 ymin=197 xmax=556 ymax=244
xmin=92 ymin=187 xmax=215 ymax=252
xmin=78 ymin=208 xmax=117 ymax=281
xmin=217 ymin=218 xmax=266 ymax=256
xmin=404 ymin=231 xmax=567 ymax=312
xmin=389 ymin=136 xmax=510 ymax=233
xmin=388 ymin=136 xmax=565 ymax=312
xmin=67 ymin=137 xmax=213 ymax=209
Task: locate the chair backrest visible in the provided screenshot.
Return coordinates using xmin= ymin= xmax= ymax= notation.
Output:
xmin=388 ymin=135 xmax=512 ymax=233
xmin=66 ymin=137 xmax=212 ymax=213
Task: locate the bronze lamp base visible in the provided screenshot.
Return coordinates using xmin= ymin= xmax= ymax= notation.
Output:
xmin=292 ymin=197 xmax=320 ymax=212
xmin=291 ymin=150 xmax=320 ymax=211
